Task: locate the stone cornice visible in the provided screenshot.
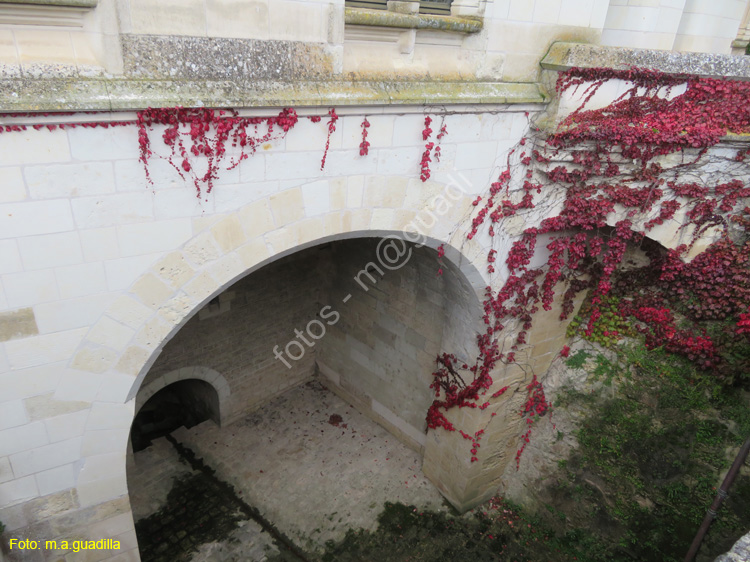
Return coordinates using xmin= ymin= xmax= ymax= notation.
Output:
xmin=0 ymin=79 xmax=547 ymax=112
xmin=542 ymin=42 xmax=750 ymax=80
xmin=344 ymin=6 xmax=482 ymax=33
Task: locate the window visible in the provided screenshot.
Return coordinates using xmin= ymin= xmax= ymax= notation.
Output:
xmin=345 ymin=0 xmax=453 ymax=16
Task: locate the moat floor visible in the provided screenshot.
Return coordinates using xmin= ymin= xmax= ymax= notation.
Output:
xmin=127 ymin=378 xmax=446 ymax=561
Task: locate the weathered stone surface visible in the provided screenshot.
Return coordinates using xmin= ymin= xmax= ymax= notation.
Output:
xmin=0 ymin=77 xmax=546 ymax=112
xmin=0 ymin=308 xmax=38 ymax=342
xmin=542 ymin=42 xmax=750 ymax=80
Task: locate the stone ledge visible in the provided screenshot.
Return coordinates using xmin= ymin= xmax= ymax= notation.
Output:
xmin=344 ymin=6 xmax=481 ymax=33
xmin=541 ymin=42 xmax=750 ymax=80
xmin=0 ymin=0 xmax=96 ymax=7
xmin=0 ymin=78 xmax=547 ymax=111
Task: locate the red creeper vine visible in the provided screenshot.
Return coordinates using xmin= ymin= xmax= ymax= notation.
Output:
xmin=359 ymin=117 xmax=370 ymax=156
xmin=420 ymin=116 xmax=434 ymax=182
xmin=320 ymin=107 xmax=338 ymax=170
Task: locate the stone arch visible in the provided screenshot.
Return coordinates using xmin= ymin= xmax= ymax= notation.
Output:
xmin=134 ymin=366 xmax=230 ymax=425
xmin=64 ymin=179 xmax=493 ymax=517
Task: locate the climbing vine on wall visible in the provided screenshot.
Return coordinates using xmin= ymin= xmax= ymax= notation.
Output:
xmin=426 ymin=67 xmax=750 ymax=464
xmin=137 ymin=107 xmax=300 ymax=196
xmin=2 ymin=69 xmax=748 ymax=469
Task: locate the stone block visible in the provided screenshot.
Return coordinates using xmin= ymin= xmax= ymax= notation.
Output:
xmin=67 ymin=125 xmax=140 ymax=162
xmin=157 ymin=291 xmax=193 ymax=325
xmin=269 ymin=0 xmax=325 ymax=42
xmin=236 ymin=238 xmax=271 ymax=270
xmin=0 ymin=129 xmax=70 ymax=166
xmin=292 ymin=218 xmax=325 ymax=246
xmin=44 ymin=410 xmax=89 ymax=444
xmin=376 ymin=148 xmax=421 ymax=176
xmin=0 ymin=240 xmax=22 ymax=278
xmin=151 ymin=252 xmax=194 ymax=290
xmin=0 ymin=455 xmax=13 ymax=484
xmin=364 ymin=176 xmax=407 ymax=208
xmin=0 ymin=362 xmax=63 ymax=403
xmin=0 ymin=200 xmax=74 ymax=240
xmin=132 ymin=315 xmax=172 ymax=349
xmin=182 ymin=271 xmax=222 ymax=304
xmin=269 ymin=187 xmax=305 ymax=225
xmin=10 ymin=437 xmax=82 ymax=478
xmin=532 ymin=0 xmax=562 ymax=24
xmin=213 ymin=180 xmax=276 ymax=214
xmin=0 ymin=308 xmax=38 ymax=343
xmin=131 ymin=273 xmax=173 ymax=309
xmin=346 ymin=175 xmax=365 ymax=208
xmin=86 ymin=318 xmax=134 ymax=352
xmin=24 ymin=393 xmax=88 ymax=422
xmin=265 ymin=151 xmax=324 ymax=181
xmin=152 ymin=186 xmax=214 ymax=220
xmin=81 ymin=429 xmax=127 ymax=456
xmin=323 ymin=212 xmax=343 ymax=236
xmin=76 ymin=473 xmax=127 ymax=508
xmin=508 ymin=0 xmax=534 ymax=20
xmin=71 ymin=192 xmax=154 ymax=230
xmin=210 ymin=215 xmax=247 ymax=253
xmin=128 ymin=0 xmax=206 ymax=35
xmin=55 ymin=262 xmax=108 ymax=300
xmin=95 ymin=373 xmax=139 ymax=404
xmin=79 ymin=227 xmax=120 ymax=263
xmin=117 ymin=218 xmax=192 ymax=258
xmin=106 ymin=296 xmax=154 ymax=331
xmin=113 ymin=346 xmax=151 ymax=377
xmin=301 ymin=180 xmax=330 ymax=218
xmin=206 ymin=0 xmax=270 ymax=40
xmin=18 ymin=231 xmax=83 ymax=271
xmin=183 ymin=230 xmax=223 ymax=268
xmin=321 ymin=149 xmax=378 ymax=177
xmin=207 ymin=253 xmax=245 ymax=287
xmin=25 ymin=162 xmax=115 ymax=200
xmin=0 ymin=167 xmax=26 ymax=203
xmin=35 ymin=463 xmax=76 ymax=497
xmin=53 ymin=370 xmax=102 ymax=403
xmin=4 ymin=328 xmax=87 ymax=370
xmin=0 ymin=400 xmax=28 ymax=431
xmin=33 ymin=294 xmax=115 ymax=334
xmin=264 ymin=226 xmax=298 ymax=254
xmin=0 ymin=475 xmax=39 ymax=507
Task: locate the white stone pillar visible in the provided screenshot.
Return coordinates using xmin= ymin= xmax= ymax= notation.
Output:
xmin=600 ymin=0 xmax=687 ymax=51
xmin=673 ymin=0 xmax=747 ymax=54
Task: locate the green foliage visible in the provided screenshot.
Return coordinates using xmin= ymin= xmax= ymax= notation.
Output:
xmin=548 ymin=342 xmax=750 ymax=561
xmin=564 ymin=349 xmax=589 ymax=369
xmin=567 ymin=295 xmax=633 ymax=347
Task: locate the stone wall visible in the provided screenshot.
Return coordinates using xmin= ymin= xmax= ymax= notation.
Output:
xmin=141 ymin=244 xmax=324 ymax=425
xmin=317 ymin=238 xmax=484 ymax=451
xmin=0 ymin=106 xmax=538 ymax=560
xmin=137 ymin=236 xmax=484 ymax=455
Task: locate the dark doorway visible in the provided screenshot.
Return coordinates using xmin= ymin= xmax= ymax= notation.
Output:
xmin=131 ymin=379 xmax=220 ymax=452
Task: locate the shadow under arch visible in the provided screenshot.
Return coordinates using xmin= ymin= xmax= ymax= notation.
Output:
xmin=134 ymin=366 xmax=231 ymax=424
xmin=129 ymin=235 xmax=486 ymax=453
xmin=125 ymin=228 xmax=489 ymax=405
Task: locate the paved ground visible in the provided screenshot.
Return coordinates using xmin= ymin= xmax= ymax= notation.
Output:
xmin=127 ymin=378 xmax=446 ymax=561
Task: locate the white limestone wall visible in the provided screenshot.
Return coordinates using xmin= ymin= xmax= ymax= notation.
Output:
xmin=473 ymin=0 xmax=609 ymax=82
xmin=673 ymin=0 xmax=747 ymax=53
xmin=0 ymin=105 xmax=536 ymax=560
xmin=600 ymin=0 xmax=748 ymax=53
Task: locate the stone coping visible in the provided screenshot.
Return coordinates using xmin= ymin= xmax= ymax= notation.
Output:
xmin=0 ymin=0 xmax=96 ymax=6
xmin=344 ymin=6 xmax=482 ymax=33
xmin=541 ymin=42 xmax=750 ymax=80
xmin=0 ymin=78 xmax=547 ymax=111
